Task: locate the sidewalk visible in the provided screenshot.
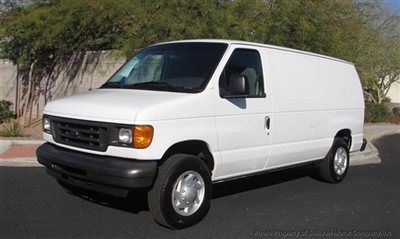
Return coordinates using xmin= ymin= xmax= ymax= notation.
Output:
xmin=0 ymin=139 xmax=44 ymax=167
xmin=351 ymin=123 xmax=400 ymax=166
xmin=1 ymin=124 xmax=399 ymax=167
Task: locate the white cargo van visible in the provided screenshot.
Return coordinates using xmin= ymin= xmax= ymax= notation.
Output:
xmin=37 ymin=40 xmax=367 ymax=228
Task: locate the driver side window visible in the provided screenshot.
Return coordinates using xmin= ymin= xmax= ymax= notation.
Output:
xmin=219 ymin=49 xmax=265 ymax=97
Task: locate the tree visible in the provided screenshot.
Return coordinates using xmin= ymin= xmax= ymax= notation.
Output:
xmin=354 ymin=4 xmax=400 ymax=103
xmin=1 ymin=0 xmax=130 ymax=125
xmin=1 ymin=0 xmax=400 ymax=125
xmin=360 ymin=30 xmax=400 ymax=103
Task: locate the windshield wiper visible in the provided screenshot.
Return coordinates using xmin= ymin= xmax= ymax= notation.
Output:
xmin=100 ymin=81 xmax=123 ymax=88
xmin=125 ymin=81 xmax=186 ymax=92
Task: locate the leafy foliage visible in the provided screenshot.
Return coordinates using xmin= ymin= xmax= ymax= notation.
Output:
xmin=390 ymin=107 xmax=400 ymax=124
xmin=0 ymin=119 xmax=24 ymax=137
xmin=1 ymin=0 xmax=127 ymax=71
xmin=0 ymin=0 xmax=399 ymax=104
xmin=365 ymin=103 xmax=390 ymax=123
xmin=0 ymin=100 xmax=14 ymax=123
xmin=393 ymin=107 xmax=400 ymax=117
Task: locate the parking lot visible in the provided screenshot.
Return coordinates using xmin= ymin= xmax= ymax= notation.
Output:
xmin=1 ymin=134 xmax=399 ymax=239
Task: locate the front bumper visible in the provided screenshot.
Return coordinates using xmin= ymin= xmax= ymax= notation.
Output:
xmin=37 ymin=143 xmax=157 ymax=197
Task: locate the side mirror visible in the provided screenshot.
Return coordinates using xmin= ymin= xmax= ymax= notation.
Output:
xmin=221 ymin=74 xmax=249 ymax=98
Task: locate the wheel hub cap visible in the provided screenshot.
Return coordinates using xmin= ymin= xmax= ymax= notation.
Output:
xmin=172 ymin=171 xmax=205 ymax=216
xmin=334 ymin=147 xmax=348 ymax=175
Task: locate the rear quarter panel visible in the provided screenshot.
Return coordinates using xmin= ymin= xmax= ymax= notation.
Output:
xmin=265 ymin=48 xmax=364 ymax=169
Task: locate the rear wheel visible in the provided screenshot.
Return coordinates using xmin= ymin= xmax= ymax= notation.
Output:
xmin=318 ymin=138 xmax=349 ymax=183
xmin=148 ymin=154 xmax=212 ymax=229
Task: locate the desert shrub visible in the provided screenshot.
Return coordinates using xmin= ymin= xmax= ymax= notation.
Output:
xmin=393 ymin=107 xmax=400 ymax=117
xmin=0 ymin=120 xmax=24 ymax=137
xmin=0 ymin=100 xmax=14 ymax=123
xmin=382 ymin=97 xmax=391 ymax=103
xmin=365 ymin=103 xmax=390 ymax=123
xmin=390 ymin=107 xmax=400 ymax=124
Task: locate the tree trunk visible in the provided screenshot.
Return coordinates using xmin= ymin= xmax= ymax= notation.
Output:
xmin=28 ymin=83 xmax=36 ymax=127
xmin=21 ymin=60 xmax=37 ymax=126
xmin=16 ymin=72 xmax=22 ymax=121
xmin=377 ymin=90 xmax=384 ymax=104
xmin=21 ymin=80 xmax=31 ymax=126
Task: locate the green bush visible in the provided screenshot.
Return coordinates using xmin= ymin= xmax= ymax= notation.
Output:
xmin=0 ymin=100 xmax=14 ymax=123
xmin=390 ymin=107 xmax=400 ymax=124
xmin=0 ymin=120 xmax=24 ymax=137
xmin=393 ymin=107 xmax=400 ymax=117
xmin=365 ymin=103 xmax=390 ymax=123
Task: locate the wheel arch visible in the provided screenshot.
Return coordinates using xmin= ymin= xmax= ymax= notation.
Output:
xmin=334 ymin=129 xmax=352 ymax=149
xmin=160 ymin=140 xmax=215 ymax=171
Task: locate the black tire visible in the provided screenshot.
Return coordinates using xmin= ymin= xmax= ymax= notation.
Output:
xmin=318 ymin=138 xmax=350 ymax=183
xmin=148 ymin=154 xmax=212 ymax=229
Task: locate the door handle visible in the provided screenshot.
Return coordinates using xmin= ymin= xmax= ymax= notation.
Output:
xmin=265 ymin=116 xmax=271 ymax=130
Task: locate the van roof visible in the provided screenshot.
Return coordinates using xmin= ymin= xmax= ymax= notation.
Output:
xmin=153 ymin=39 xmax=354 ymax=65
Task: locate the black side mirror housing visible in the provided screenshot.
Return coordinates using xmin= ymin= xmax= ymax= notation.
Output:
xmin=221 ymin=74 xmax=249 ymax=98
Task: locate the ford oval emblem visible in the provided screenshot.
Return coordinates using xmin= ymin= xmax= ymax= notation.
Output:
xmin=71 ymin=130 xmax=80 ymax=137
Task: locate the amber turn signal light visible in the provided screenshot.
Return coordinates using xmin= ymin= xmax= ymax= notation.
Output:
xmin=133 ymin=125 xmax=154 ymax=149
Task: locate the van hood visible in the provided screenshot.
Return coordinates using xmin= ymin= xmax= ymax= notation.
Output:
xmin=44 ymin=89 xmax=193 ymax=124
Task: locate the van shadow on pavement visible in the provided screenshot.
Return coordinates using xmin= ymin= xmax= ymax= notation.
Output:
xmin=60 ymin=163 xmax=321 ymax=214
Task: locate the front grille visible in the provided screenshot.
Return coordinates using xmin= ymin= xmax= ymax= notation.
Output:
xmin=52 ymin=118 xmax=109 ymax=152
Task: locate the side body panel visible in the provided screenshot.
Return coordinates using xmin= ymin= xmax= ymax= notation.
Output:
xmin=265 ymin=48 xmax=364 ymax=169
xmin=212 ymin=45 xmax=272 ymax=180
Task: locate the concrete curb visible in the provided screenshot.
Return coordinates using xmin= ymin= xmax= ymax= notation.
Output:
xmin=1 ymin=125 xmax=399 ymax=168
xmin=1 ymin=139 xmax=45 ymax=145
xmin=363 ymin=124 xmax=400 ymax=142
xmin=1 ymin=157 xmax=40 ymax=167
xmin=1 ymin=139 xmax=44 ymax=154
xmin=0 ymin=140 xmax=12 ymax=154
xmin=350 ymin=125 xmax=400 ymax=166
xmin=1 ymin=139 xmax=43 ymax=167
xmin=350 ymin=147 xmax=380 ymax=166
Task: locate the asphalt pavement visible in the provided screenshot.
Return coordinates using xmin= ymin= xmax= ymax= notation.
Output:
xmin=1 ymin=134 xmax=399 ymax=239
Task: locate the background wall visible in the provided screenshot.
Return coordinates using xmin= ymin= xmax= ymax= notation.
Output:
xmin=0 ymin=51 xmax=125 ymax=119
xmin=0 ymin=59 xmax=18 ymax=110
xmin=387 ymin=80 xmax=400 ymax=104
xmin=2 ymin=51 xmax=400 ymax=120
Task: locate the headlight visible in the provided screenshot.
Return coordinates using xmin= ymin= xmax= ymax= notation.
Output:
xmin=43 ymin=118 xmax=51 ymax=134
xmin=116 ymin=126 xmax=153 ymax=148
xmin=118 ymin=128 xmax=132 ymax=144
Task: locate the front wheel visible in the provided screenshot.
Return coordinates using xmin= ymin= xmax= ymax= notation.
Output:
xmin=318 ymin=138 xmax=350 ymax=183
xmin=148 ymin=154 xmax=212 ymax=229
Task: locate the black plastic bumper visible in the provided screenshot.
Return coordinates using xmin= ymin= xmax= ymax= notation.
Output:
xmin=37 ymin=143 xmax=157 ymax=197
xmin=360 ymin=138 xmax=367 ymax=152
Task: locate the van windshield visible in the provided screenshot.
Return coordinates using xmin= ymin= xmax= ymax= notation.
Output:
xmin=101 ymin=43 xmax=228 ymax=93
